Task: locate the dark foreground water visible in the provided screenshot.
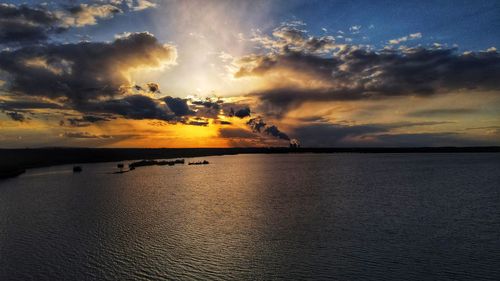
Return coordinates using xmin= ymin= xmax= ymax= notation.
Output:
xmin=0 ymin=153 xmax=499 ymax=280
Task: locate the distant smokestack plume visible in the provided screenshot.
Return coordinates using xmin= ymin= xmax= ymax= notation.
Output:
xmin=247 ymin=117 xmax=290 ymax=141
xmin=247 ymin=117 xmax=266 ymax=132
xmin=264 ymin=125 xmax=289 ymax=140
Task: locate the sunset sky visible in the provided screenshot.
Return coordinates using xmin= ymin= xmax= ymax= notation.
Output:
xmin=1 ymin=0 xmax=499 ymax=147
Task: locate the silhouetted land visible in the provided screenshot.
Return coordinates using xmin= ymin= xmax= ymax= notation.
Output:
xmin=1 ymin=147 xmax=499 ymax=179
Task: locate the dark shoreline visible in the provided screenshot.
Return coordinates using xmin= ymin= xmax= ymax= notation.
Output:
xmin=1 ymin=146 xmax=499 ymax=179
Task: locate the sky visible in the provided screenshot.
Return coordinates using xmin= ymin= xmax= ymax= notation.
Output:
xmin=0 ymin=0 xmax=499 ymax=148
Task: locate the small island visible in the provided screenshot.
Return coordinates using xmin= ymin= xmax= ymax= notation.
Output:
xmin=129 ymin=159 xmax=185 ymax=169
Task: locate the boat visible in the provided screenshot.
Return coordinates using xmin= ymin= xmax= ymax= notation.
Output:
xmin=188 ymin=160 xmax=209 ymax=165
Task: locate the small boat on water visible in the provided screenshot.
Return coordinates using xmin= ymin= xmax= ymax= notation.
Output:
xmin=112 ymin=170 xmax=130 ymax=174
xmin=73 ymin=166 xmax=82 ymax=173
xmin=188 ymin=160 xmax=209 ymax=165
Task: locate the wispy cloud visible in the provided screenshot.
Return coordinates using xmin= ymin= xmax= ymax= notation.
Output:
xmin=389 ymin=32 xmax=422 ymax=45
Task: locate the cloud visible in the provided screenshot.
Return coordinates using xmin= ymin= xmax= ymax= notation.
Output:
xmin=0 ymin=2 xmax=158 ymax=46
xmin=186 ymin=118 xmax=209 ymax=126
xmin=236 ymin=39 xmax=500 ymax=116
xmin=72 ymin=94 xmax=249 ymax=125
xmin=0 ymin=32 xmax=176 ymax=103
xmin=293 ymin=123 xmax=387 ymax=146
xmin=4 ymin=111 xmax=26 ymax=122
xmin=81 ymin=94 xmax=178 ymax=122
xmin=0 ymin=98 xmax=63 ymax=111
xmin=61 ymin=1 xmax=157 ymax=25
xmin=60 ymin=3 xmax=122 ymax=27
xmin=163 ymin=96 xmax=193 ymax=116
xmin=234 ymin=107 xmax=251 ymax=118
xmin=219 ymin=127 xmax=258 ymax=139
xmin=407 ymin=108 xmax=478 ymax=117
xmin=465 ymin=126 xmax=500 ymax=135
xmin=389 ymin=32 xmax=422 ymax=45
xmin=0 ymin=3 xmax=61 ymax=45
xmin=349 ymin=25 xmax=361 ymax=33
xmin=61 ymin=132 xmax=113 ymax=139
xmin=126 ymin=0 xmax=157 ymax=11
xmin=235 ymin=49 xmax=339 ymax=80
xmin=1 ymin=17 xmax=498 ymax=148
xmin=65 ymin=115 xmax=113 ymax=127
xmin=251 ymin=22 xmax=338 ymax=54
xmin=292 ymin=123 xmax=485 ymax=147
xmin=486 ymin=47 xmax=497 ymax=53
xmin=146 ymin=82 xmax=160 ymax=93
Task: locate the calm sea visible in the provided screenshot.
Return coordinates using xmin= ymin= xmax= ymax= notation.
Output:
xmin=1 ymin=153 xmax=499 ymax=280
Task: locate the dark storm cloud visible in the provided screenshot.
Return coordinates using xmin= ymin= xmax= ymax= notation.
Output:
xmin=163 ymin=96 xmax=193 ymax=116
xmin=0 ymin=0 xmax=161 ymax=46
xmin=249 ymin=88 xmax=342 ymax=118
xmin=81 ymin=95 xmax=178 ymax=122
xmin=190 ymin=98 xmax=223 ymax=109
xmin=234 ymin=107 xmax=251 ymax=118
xmin=66 ymin=115 xmax=112 ymax=127
xmin=0 ymin=3 xmax=61 ymax=45
xmin=79 ymin=95 xmax=206 ymax=123
xmin=0 ymin=32 xmax=176 ymax=103
xmin=0 ymin=32 xmax=178 ymax=123
xmin=0 ymin=23 xmax=239 ymax=126
xmin=239 ymin=27 xmax=500 ymax=116
xmin=0 ymin=99 xmax=63 ymax=111
xmin=0 ymin=1 xmax=143 ymax=46
xmin=235 ymin=50 xmax=340 ymax=79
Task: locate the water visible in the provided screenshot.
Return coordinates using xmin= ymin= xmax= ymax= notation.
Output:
xmin=0 ymin=153 xmax=499 ymax=280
